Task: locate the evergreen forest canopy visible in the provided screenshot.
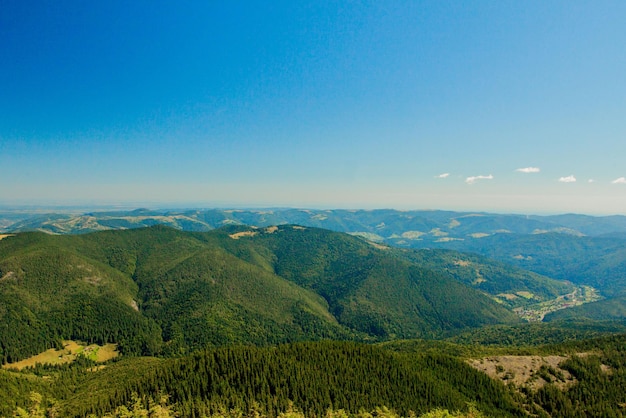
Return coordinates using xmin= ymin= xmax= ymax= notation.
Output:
xmin=1 ymin=224 xmax=530 ymax=363
xmin=5 ymin=207 xmax=626 ymax=323
xmin=2 ymin=208 xmax=626 ymax=416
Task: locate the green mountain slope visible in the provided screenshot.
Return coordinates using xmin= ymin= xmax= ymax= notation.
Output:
xmin=1 ymin=225 xmax=523 ymax=363
xmin=397 ymin=248 xmax=575 ymax=308
xmin=0 ymin=232 xmax=162 ymax=363
xmin=8 ymin=334 xmax=626 ymax=418
xmin=216 ymin=225 xmax=521 ymax=338
xmin=6 ymin=207 xmax=626 ymax=300
xmin=545 ymin=294 xmax=626 ymax=323
xmin=57 ymin=341 xmax=525 ymax=417
xmin=6 ymin=208 xmax=625 ymax=299
xmin=441 ymin=233 xmax=626 ymax=296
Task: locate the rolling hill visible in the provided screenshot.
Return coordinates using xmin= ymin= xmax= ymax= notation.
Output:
xmin=1 ymin=225 xmax=526 ymax=363
xmin=4 ymin=208 xmax=626 ymax=238
xmin=7 ymin=207 xmax=626 ymax=326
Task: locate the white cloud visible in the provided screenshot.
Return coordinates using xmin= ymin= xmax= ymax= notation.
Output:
xmin=588 ymin=179 xmax=595 ymax=183
xmin=558 ymin=175 xmax=577 ymax=183
xmin=516 ymin=167 xmax=540 ymax=173
xmin=435 ymin=173 xmax=450 ymax=179
xmin=465 ymin=174 xmax=493 ymax=184
xmin=612 ymin=177 xmax=626 ymax=184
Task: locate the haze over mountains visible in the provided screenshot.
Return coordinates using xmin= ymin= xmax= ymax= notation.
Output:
xmin=4 ymin=207 xmax=626 ymax=354
xmin=4 ymin=207 xmax=626 ymax=237
xmin=4 ymin=208 xmax=626 ymax=298
xmin=3 ymin=207 xmax=626 ymax=416
xmin=4 ymin=208 xmax=626 ymax=314
xmin=1 ymin=223 xmax=529 ymax=363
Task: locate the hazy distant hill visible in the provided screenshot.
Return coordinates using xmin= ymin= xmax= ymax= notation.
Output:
xmin=3 ymin=220 xmax=626 ymax=418
xmin=5 ymin=208 xmax=626 ymax=238
xmin=5 ymin=207 xmax=626 ymax=325
xmin=397 ymin=248 xmax=574 ymax=308
xmin=0 ymin=225 xmax=525 ymax=363
xmin=437 ymin=232 xmax=626 ymax=295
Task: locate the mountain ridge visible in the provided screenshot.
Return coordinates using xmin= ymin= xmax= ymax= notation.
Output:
xmin=1 ymin=225 xmax=528 ymax=363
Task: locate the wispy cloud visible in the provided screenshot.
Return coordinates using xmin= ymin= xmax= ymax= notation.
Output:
xmin=588 ymin=179 xmax=595 ymax=183
xmin=558 ymin=175 xmax=577 ymax=183
xmin=612 ymin=177 xmax=626 ymax=184
xmin=515 ymin=167 xmax=540 ymax=173
xmin=465 ymin=174 xmax=493 ymax=184
xmin=435 ymin=173 xmax=450 ymax=179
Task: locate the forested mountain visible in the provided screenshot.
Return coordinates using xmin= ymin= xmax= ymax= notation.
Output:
xmin=433 ymin=232 xmax=626 ymax=322
xmin=1 ymin=341 xmax=528 ymax=417
xmin=4 ymin=208 xmax=625 ymax=299
xmin=4 ymin=207 xmax=626 ymax=299
xmin=432 ymin=233 xmax=626 ymax=294
xmin=1 ymin=225 xmax=526 ymax=364
xmin=396 ymin=248 xmax=574 ymax=308
xmin=3 ymin=216 xmax=626 ymax=416
xmin=6 ymin=335 xmax=626 ymax=417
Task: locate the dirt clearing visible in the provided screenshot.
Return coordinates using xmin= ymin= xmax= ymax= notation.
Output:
xmin=468 ymin=353 xmax=609 ymax=390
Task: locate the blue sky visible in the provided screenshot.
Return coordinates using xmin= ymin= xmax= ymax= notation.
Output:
xmin=1 ymin=1 xmax=625 ymax=214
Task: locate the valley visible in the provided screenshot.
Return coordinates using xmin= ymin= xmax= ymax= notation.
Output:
xmin=4 ymin=0 xmax=623 ymax=415
xmin=513 ymin=285 xmax=602 ymax=322
xmin=2 ymin=208 xmax=626 ymax=416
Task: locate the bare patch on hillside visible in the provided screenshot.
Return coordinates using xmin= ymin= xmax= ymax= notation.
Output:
xmin=436 ymin=237 xmax=464 ymax=242
xmin=368 ymin=241 xmax=389 ymax=250
xmin=0 ymin=271 xmax=16 ymax=281
xmin=3 ymin=341 xmax=119 ymax=370
xmin=83 ymin=276 xmax=102 ymax=285
xmin=229 ymin=230 xmax=259 ymax=239
xmin=513 ymin=254 xmax=533 ymax=261
xmin=401 ymin=231 xmax=425 ymax=239
xmin=265 ymin=226 xmax=279 ymax=233
xmin=429 ymin=228 xmax=448 ymax=237
xmin=469 ymin=353 xmax=611 ymax=391
xmin=453 ymin=260 xmax=471 ymax=267
xmin=472 ymin=275 xmax=486 ymax=285
xmin=448 ymin=219 xmax=461 ymax=228
xmin=350 ymin=232 xmax=385 ymax=242
xmin=469 ymin=233 xmax=491 ymax=238
xmin=0 ymin=234 xmax=14 ymax=240
xmin=469 ymin=355 xmax=573 ymax=390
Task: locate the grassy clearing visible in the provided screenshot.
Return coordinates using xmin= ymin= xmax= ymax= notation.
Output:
xmin=2 ymin=340 xmax=118 ymax=370
xmin=229 ymin=230 xmax=259 ymax=239
xmin=466 ymin=353 xmax=610 ymax=391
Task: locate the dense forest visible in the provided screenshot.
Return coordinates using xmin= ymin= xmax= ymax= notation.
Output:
xmin=1 ymin=225 xmax=529 ymax=363
xmin=3 ymin=222 xmax=626 ymax=416
xmin=4 ymin=336 xmax=626 ymax=417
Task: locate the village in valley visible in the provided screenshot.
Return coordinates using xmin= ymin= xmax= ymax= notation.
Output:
xmin=513 ymin=285 xmax=602 ymax=322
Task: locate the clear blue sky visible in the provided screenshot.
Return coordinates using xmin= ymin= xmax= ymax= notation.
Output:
xmin=2 ymin=1 xmax=625 ymax=214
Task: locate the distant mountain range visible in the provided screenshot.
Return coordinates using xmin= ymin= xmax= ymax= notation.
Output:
xmin=3 ymin=207 xmax=626 ymax=326
xmin=3 ymin=207 xmax=626 ymax=237
xmin=4 ymin=209 xmax=626 ymax=416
